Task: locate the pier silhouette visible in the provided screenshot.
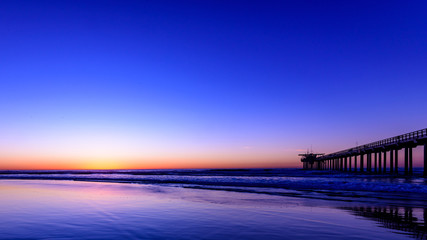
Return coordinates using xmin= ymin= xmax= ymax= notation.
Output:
xmin=301 ymin=128 xmax=427 ymax=176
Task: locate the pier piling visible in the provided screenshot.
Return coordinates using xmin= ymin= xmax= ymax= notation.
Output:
xmin=395 ymin=149 xmax=398 ymax=174
xmin=409 ymin=147 xmax=413 ymax=175
xmin=424 ymin=143 xmax=427 ymax=177
xmin=374 ymin=152 xmax=377 ymax=173
xmin=405 ymin=148 xmax=409 ymax=176
xmin=344 ymin=157 xmax=347 ymax=171
xmin=354 ymin=155 xmax=357 ymax=172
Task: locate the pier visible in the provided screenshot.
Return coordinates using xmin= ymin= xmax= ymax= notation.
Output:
xmin=300 ymin=128 xmax=427 ymax=176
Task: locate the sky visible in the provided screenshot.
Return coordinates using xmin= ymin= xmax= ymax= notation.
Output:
xmin=0 ymin=0 xmax=426 ymax=170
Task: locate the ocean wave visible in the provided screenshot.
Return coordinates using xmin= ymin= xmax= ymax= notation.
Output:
xmin=1 ymin=169 xmax=426 ymax=198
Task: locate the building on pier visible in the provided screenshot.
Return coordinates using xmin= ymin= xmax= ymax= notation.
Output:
xmin=299 ymin=152 xmax=324 ymax=170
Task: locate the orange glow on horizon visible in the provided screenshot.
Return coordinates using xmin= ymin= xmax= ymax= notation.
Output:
xmin=0 ymin=155 xmax=300 ymax=170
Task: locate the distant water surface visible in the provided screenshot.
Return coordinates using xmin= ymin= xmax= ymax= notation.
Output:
xmin=1 ymin=168 xmax=426 ymax=206
xmin=0 ymin=169 xmax=426 ymax=239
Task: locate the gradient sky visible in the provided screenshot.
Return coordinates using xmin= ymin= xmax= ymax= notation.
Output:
xmin=1 ymin=0 xmax=426 ymax=170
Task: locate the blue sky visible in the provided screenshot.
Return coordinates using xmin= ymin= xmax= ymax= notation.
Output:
xmin=0 ymin=1 xmax=426 ymax=169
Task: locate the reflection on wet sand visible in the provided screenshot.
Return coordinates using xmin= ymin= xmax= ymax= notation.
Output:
xmin=1 ymin=180 xmax=416 ymax=240
xmin=341 ymin=206 xmax=427 ymax=239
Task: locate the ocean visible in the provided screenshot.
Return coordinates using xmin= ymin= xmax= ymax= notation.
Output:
xmin=0 ymin=168 xmax=426 ymax=239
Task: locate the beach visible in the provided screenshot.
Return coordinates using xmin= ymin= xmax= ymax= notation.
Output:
xmin=2 ymin=1 xmax=426 ymax=239
xmin=0 ymin=169 xmax=426 ymax=239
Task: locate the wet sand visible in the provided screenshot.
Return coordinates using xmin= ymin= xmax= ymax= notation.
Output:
xmin=0 ymin=179 xmax=423 ymax=239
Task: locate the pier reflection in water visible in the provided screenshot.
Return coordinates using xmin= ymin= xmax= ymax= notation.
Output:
xmin=340 ymin=206 xmax=427 ymax=239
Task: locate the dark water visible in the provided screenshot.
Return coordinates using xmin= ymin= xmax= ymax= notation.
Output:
xmin=0 ymin=168 xmax=426 ymax=239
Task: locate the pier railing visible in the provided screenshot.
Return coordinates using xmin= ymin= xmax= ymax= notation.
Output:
xmin=321 ymin=128 xmax=427 ymax=158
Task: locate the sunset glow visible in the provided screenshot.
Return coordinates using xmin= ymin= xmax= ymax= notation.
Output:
xmin=1 ymin=1 xmax=426 ymax=170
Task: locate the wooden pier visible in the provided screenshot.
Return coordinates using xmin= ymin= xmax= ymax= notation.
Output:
xmin=301 ymin=128 xmax=427 ymax=176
